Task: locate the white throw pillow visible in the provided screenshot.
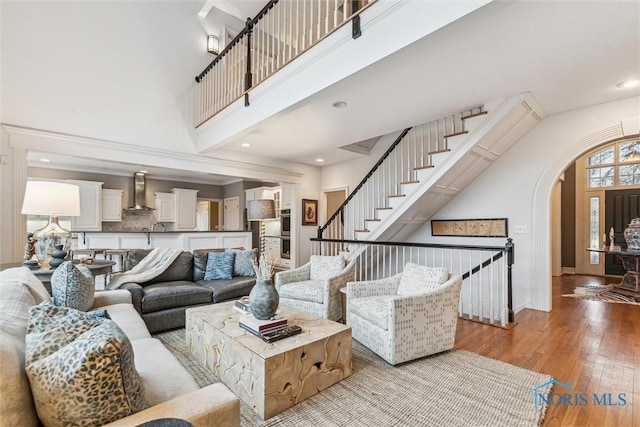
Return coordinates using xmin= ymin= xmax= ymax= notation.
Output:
xmin=309 ymin=255 xmax=345 ymax=280
xmin=397 ymin=263 xmax=448 ymax=296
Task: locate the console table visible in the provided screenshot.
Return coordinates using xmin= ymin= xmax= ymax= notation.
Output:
xmin=587 ymin=248 xmax=640 ymax=293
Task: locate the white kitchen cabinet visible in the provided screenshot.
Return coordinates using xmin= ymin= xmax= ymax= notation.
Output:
xmin=273 ymin=187 xmax=281 ymax=216
xmin=280 ymin=183 xmax=296 ymax=210
xmin=173 ymin=188 xmax=199 ymax=230
xmin=263 ymin=237 xmax=280 ymax=263
xmin=69 ymin=180 xmax=103 ymax=231
xmin=101 ymin=189 xmax=123 ymax=222
xmin=154 ymin=192 xmax=176 ymax=222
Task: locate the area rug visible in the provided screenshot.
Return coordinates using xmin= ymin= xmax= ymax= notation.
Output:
xmin=155 ymin=329 xmax=551 ymax=427
xmin=563 ymin=285 xmax=640 ymax=305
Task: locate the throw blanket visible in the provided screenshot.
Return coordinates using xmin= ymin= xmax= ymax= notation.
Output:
xmin=106 ymin=247 xmax=182 ymax=290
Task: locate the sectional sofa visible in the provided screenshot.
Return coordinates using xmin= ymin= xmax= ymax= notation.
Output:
xmin=0 ymin=267 xmax=240 ymax=427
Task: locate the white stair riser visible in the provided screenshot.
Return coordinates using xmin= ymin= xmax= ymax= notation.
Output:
xmin=462 ymin=114 xmax=487 ymax=133
xmin=388 ymin=196 xmax=405 ymax=209
xmin=376 ymin=209 xmax=393 ymax=222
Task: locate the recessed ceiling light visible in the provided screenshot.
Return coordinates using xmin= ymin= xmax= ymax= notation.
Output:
xmin=332 ymin=101 xmax=348 ymax=109
xmin=40 ymin=158 xmax=50 ymax=163
xmin=139 ymin=170 xmax=148 ymax=174
xmin=241 ymin=143 xmax=250 ymax=147
xmin=617 ymin=79 xmax=639 ymax=89
xmin=316 ymin=158 xmax=324 ymax=163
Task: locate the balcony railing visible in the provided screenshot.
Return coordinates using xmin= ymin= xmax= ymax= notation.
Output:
xmin=195 ymin=0 xmax=377 ymax=127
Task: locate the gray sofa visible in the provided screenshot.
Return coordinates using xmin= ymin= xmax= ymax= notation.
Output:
xmin=115 ymin=249 xmax=256 ymax=333
xmin=0 ymin=267 xmax=240 ymax=427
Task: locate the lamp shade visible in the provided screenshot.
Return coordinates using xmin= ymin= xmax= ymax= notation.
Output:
xmin=21 ymin=181 xmax=81 ymax=217
xmin=247 ymin=199 xmax=276 ymax=221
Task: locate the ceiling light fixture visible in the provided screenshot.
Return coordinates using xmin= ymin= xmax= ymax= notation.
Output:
xmin=617 ymin=79 xmax=639 ymax=89
xmin=316 ymin=158 xmax=324 ymax=163
xmin=332 ymin=101 xmax=348 ymax=109
xmin=40 ymin=158 xmax=50 ymax=163
xmin=207 ymin=35 xmax=219 ymax=55
xmin=241 ymin=143 xmax=251 ymax=147
xmin=139 ymin=170 xmax=148 ymax=174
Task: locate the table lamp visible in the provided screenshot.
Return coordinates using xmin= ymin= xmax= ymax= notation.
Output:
xmin=247 ymin=199 xmax=276 ymax=256
xmin=21 ymin=181 xmax=81 ymax=269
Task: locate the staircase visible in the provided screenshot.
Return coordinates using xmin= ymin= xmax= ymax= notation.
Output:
xmin=319 ymin=92 xmax=547 ymax=243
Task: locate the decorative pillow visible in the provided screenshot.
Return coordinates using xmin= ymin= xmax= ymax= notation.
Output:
xmin=25 ymin=301 xmax=147 ymax=427
xmin=192 ymin=248 xmax=225 ymax=281
xmin=397 ymin=263 xmax=449 ymax=296
xmin=204 ymin=251 xmax=235 ymax=280
xmin=51 ymin=260 xmax=95 ymax=311
xmin=309 ymin=255 xmax=345 ymax=280
xmin=226 ymin=248 xmax=257 ymax=277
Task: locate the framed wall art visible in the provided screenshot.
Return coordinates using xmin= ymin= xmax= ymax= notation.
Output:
xmin=431 ymin=218 xmax=508 ymax=238
xmin=302 ymin=199 xmax=318 ymax=226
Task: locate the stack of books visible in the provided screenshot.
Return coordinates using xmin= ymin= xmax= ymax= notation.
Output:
xmin=238 ymin=313 xmax=288 ymax=337
xmin=233 ymin=297 xmax=251 ymax=314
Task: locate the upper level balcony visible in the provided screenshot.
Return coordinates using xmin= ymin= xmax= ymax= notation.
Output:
xmin=194 ymin=0 xmax=491 ymax=158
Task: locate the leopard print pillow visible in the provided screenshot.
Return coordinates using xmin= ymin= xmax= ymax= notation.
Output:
xmin=25 ymin=301 xmax=147 ymax=426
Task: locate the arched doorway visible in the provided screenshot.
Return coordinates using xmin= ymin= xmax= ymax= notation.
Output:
xmin=532 ymin=122 xmax=640 ymax=311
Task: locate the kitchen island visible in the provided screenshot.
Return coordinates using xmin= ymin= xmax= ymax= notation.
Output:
xmin=74 ymin=230 xmax=253 ymax=252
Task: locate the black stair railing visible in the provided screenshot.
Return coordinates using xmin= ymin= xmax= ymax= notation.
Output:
xmin=311 ymin=237 xmax=515 ymax=326
xmin=318 ymin=127 xmax=411 ymax=239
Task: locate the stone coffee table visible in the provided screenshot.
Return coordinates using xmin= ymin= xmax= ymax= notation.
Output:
xmin=185 ymin=301 xmax=352 ymax=420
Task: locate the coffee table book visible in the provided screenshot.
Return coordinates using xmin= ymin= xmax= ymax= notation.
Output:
xmin=239 ymin=322 xmax=287 ymax=337
xmin=234 ymin=299 xmax=251 ymax=314
xmin=238 ymin=313 xmax=287 ymax=334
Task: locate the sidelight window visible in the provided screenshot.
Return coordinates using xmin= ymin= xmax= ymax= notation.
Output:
xmin=589 ymin=196 xmax=600 ymax=264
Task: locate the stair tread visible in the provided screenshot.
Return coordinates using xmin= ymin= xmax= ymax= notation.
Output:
xmin=400 ymin=180 xmax=419 ymax=185
xmin=354 ymin=229 xmax=369 ymax=233
xmin=365 ymin=218 xmax=381 ymax=222
xmin=375 ymin=207 xmax=392 ymax=210
xmin=428 ymin=149 xmax=451 ymax=155
xmin=444 ymin=131 xmax=468 ymax=138
xmin=388 ymin=194 xmax=406 ymax=198
xmin=461 ymin=111 xmax=488 ymax=120
xmin=414 ymin=165 xmax=434 ymax=170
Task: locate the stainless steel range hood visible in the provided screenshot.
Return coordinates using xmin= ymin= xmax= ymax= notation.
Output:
xmin=124 ymin=172 xmax=154 ymax=211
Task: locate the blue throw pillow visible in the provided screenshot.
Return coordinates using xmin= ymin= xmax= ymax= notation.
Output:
xmin=226 ymin=248 xmax=257 ymax=277
xmin=204 ymin=251 xmax=235 ymax=280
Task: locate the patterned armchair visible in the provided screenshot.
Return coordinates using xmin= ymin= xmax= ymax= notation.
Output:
xmin=275 ymin=255 xmax=356 ymax=321
xmin=346 ymin=262 xmax=462 ymax=365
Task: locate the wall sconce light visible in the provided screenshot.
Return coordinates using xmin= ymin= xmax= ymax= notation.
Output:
xmin=207 ymin=35 xmax=219 ymax=55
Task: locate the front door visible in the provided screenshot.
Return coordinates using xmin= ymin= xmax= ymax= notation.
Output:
xmin=604 ymin=189 xmax=640 ymax=275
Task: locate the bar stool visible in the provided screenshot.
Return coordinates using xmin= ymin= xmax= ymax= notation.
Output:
xmin=70 ymin=248 xmax=108 ymax=261
xmin=103 ymin=249 xmax=129 ymax=275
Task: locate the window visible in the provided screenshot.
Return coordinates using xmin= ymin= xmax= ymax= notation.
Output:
xmin=586 ymin=139 xmax=640 ymax=188
xmin=589 ymin=197 xmax=600 ymax=264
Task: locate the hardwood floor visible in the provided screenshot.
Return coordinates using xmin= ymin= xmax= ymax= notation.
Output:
xmin=454 ymin=274 xmax=639 ymax=427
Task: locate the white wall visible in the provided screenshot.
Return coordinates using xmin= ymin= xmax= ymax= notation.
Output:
xmin=1 ymin=1 xmax=216 ymax=152
xmin=320 ymin=96 xmax=640 ymax=312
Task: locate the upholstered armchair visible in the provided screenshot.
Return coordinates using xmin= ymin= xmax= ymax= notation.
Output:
xmin=346 ymin=262 xmax=462 ymax=365
xmin=275 ymin=255 xmax=356 ymax=321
